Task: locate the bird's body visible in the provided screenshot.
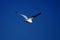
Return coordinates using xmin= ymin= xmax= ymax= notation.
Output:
xmin=19 ymin=12 xmax=41 ymax=23
xmin=25 ymin=18 xmax=33 ymax=23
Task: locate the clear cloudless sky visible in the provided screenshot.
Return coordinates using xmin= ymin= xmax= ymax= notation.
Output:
xmin=0 ymin=0 xmax=60 ymax=40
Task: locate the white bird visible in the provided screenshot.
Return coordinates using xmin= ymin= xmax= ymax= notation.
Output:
xmin=19 ymin=13 xmax=41 ymax=23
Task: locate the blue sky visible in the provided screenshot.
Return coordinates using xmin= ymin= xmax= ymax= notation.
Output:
xmin=0 ymin=0 xmax=60 ymax=40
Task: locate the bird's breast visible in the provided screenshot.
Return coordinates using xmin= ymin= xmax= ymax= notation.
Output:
xmin=26 ymin=18 xmax=32 ymax=23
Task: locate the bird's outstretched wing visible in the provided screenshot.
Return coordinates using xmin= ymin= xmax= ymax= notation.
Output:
xmin=31 ymin=12 xmax=41 ymax=18
xmin=19 ymin=14 xmax=28 ymax=20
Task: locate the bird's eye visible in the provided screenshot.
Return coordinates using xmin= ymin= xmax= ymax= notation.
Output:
xmin=25 ymin=21 xmax=29 ymax=23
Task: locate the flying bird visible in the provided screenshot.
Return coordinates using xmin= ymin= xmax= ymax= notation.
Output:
xmin=19 ymin=12 xmax=41 ymax=23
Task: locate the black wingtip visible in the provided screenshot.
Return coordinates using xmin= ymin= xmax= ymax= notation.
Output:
xmin=38 ymin=12 xmax=41 ymax=15
xmin=31 ymin=12 xmax=41 ymax=18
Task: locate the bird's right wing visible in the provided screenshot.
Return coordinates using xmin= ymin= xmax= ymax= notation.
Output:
xmin=19 ymin=14 xmax=28 ymax=20
xmin=31 ymin=12 xmax=41 ymax=18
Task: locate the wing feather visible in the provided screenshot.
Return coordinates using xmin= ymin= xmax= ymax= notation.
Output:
xmin=31 ymin=12 xmax=41 ymax=18
xmin=20 ymin=14 xmax=28 ymax=19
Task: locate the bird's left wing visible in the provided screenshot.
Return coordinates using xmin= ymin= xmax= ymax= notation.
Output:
xmin=19 ymin=14 xmax=28 ymax=20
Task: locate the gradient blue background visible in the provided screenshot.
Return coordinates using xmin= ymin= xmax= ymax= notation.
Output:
xmin=0 ymin=0 xmax=60 ymax=40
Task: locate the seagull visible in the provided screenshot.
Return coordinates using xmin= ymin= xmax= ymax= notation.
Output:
xmin=19 ymin=12 xmax=41 ymax=23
